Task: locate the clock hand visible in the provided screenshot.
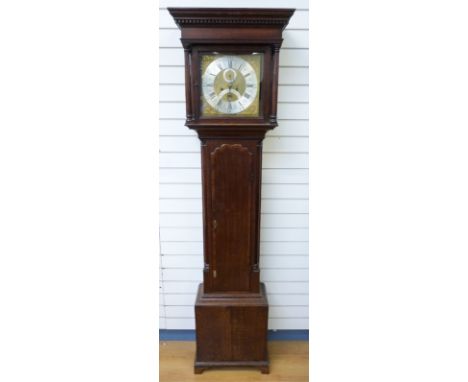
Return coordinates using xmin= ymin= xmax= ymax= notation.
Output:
xmin=228 ymin=88 xmax=242 ymax=99
xmin=217 ymin=88 xmax=231 ymax=98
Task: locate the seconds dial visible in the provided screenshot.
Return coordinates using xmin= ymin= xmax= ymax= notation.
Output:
xmin=202 ymin=55 xmax=258 ymax=115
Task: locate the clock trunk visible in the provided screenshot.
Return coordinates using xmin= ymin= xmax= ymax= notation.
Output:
xmin=202 ymin=140 xmax=261 ymax=293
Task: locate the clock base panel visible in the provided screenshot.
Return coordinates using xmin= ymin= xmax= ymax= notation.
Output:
xmin=194 ymin=360 xmax=269 ymax=374
xmin=194 ymin=283 xmax=269 ymax=374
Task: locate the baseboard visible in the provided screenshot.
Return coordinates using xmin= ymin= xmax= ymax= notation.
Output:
xmin=159 ymin=329 xmax=308 ymax=341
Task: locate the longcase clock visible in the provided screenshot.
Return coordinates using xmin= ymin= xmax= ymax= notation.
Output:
xmin=168 ymin=7 xmax=295 ymax=374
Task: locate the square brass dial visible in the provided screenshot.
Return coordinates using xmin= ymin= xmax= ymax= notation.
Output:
xmin=200 ymin=53 xmax=263 ymax=117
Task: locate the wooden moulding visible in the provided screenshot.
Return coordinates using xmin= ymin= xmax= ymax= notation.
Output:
xmin=168 ymin=8 xmax=295 ymax=31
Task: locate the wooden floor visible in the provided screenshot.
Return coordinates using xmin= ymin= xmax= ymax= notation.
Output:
xmin=159 ymin=341 xmax=309 ymax=382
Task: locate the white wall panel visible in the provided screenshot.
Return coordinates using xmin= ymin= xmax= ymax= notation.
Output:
xmin=279 ymin=49 xmax=309 ymax=67
xmin=159 ymin=29 xmax=308 ymax=49
xmin=165 ymin=318 xmax=194 ymax=330
xmin=162 ymin=268 xmax=308 ymax=283
xmin=260 ymin=213 xmax=309 ymax=228
xmin=159 ymin=67 xmax=309 ymax=86
xmin=160 ymin=199 xmax=308 ymax=214
xmin=165 ymin=306 xmax=194 ymax=318
xmin=161 ymin=255 xmax=204 ymax=269
xmin=262 ymin=255 xmax=308 ymax=269
xmin=160 ymin=153 xmax=308 ymax=169
xmin=266 ymin=282 xmax=308 ymax=294
xmin=269 ymin=318 xmax=309 ymax=330
xmin=161 ymin=242 xmax=204 ymax=255
xmin=260 ymin=242 xmax=309 ymax=255
xmin=164 ymin=317 xmax=309 ymax=330
xmin=278 ymin=86 xmax=309 ymax=103
xmin=162 ymin=280 xmax=308 ymax=294
xmin=166 ymin=318 xmax=309 ymax=330
xmin=159 ymin=48 xmax=184 ymax=67
xmin=278 ymin=68 xmax=309 ymax=85
xmin=162 ymin=281 xmax=200 ymax=294
xmin=159 ymin=136 xmax=309 ymax=153
xmin=160 ymin=84 xmax=309 ymax=103
xmin=159 ymin=212 xmax=308 ymax=229
xmin=160 ymin=212 xmax=308 ymax=228
xmin=158 ymin=101 xmax=308 ymax=119
xmin=163 ymin=270 xmax=201 ymax=282
xmin=262 ymin=169 xmax=308 ymax=184
xmin=165 ymin=305 xmax=308 ymax=319
xmin=268 ymin=120 xmax=309 ymax=137
xmin=159 ymin=119 xmax=309 ymax=137
xmin=164 ymin=294 xmax=197 ymax=305
xmin=160 ymin=47 xmax=309 ymax=67
xmin=160 ymin=227 xmax=308 ymax=242
xmin=159 ymin=3 xmax=309 ymax=330
xmin=261 ymin=184 xmax=309 ymax=199
xmin=160 ymin=239 xmax=309 ymax=256
xmin=283 ymin=30 xmax=309 ymax=49
xmin=162 ymin=255 xmax=308 ymax=269
xmin=163 ymin=293 xmax=308 ymax=307
xmin=159 ymin=0 xmax=310 ymax=10
xmin=160 ymin=185 xmax=202 ymax=199
xmin=159 ymin=169 xmax=201 ymax=183
xmin=269 ymin=306 xmax=309 ymax=318
xmin=261 ymin=269 xmax=309 ymax=282
xmin=265 ymin=136 xmax=309 ymax=153
xmin=268 ymin=294 xmax=309 ymax=306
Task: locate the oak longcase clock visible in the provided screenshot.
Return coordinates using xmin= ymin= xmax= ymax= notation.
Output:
xmin=168 ymin=7 xmax=295 ymax=374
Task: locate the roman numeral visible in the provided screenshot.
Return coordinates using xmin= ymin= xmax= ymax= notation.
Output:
xmin=244 ymin=93 xmax=251 ymax=99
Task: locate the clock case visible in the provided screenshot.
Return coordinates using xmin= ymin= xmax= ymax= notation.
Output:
xmin=168 ymin=8 xmax=295 ymax=374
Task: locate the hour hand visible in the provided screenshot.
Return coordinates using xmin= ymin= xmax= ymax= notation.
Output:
xmin=228 ymin=88 xmax=242 ymax=99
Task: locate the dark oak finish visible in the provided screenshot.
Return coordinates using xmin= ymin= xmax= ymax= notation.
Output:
xmin=194 ymin=284 xmax=269 ymax=374
xmin=168 ymin=7 xmax=295 ymax=374
xmin=203 ymin=140 xmax=261 ymax=293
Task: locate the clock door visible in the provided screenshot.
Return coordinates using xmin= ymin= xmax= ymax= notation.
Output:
xmin=206 ymin=141 xmax=257 ymax=292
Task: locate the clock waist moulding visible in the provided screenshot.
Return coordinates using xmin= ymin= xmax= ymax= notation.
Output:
xmin=168 ymin=8 xmax=295 ymax=374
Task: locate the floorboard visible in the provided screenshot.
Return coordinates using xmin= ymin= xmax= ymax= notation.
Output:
xmin=159 ymin=341 xmax=309 ymax=381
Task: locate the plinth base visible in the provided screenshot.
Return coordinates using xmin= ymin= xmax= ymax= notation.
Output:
xmin=194 ymin=283 xmax=269 ymax=374
xmin=194 ymin=360 xmax=269 ymax=374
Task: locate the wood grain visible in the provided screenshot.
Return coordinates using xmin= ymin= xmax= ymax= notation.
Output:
xmin=159 ymin=341 xmax=309 ymax=382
